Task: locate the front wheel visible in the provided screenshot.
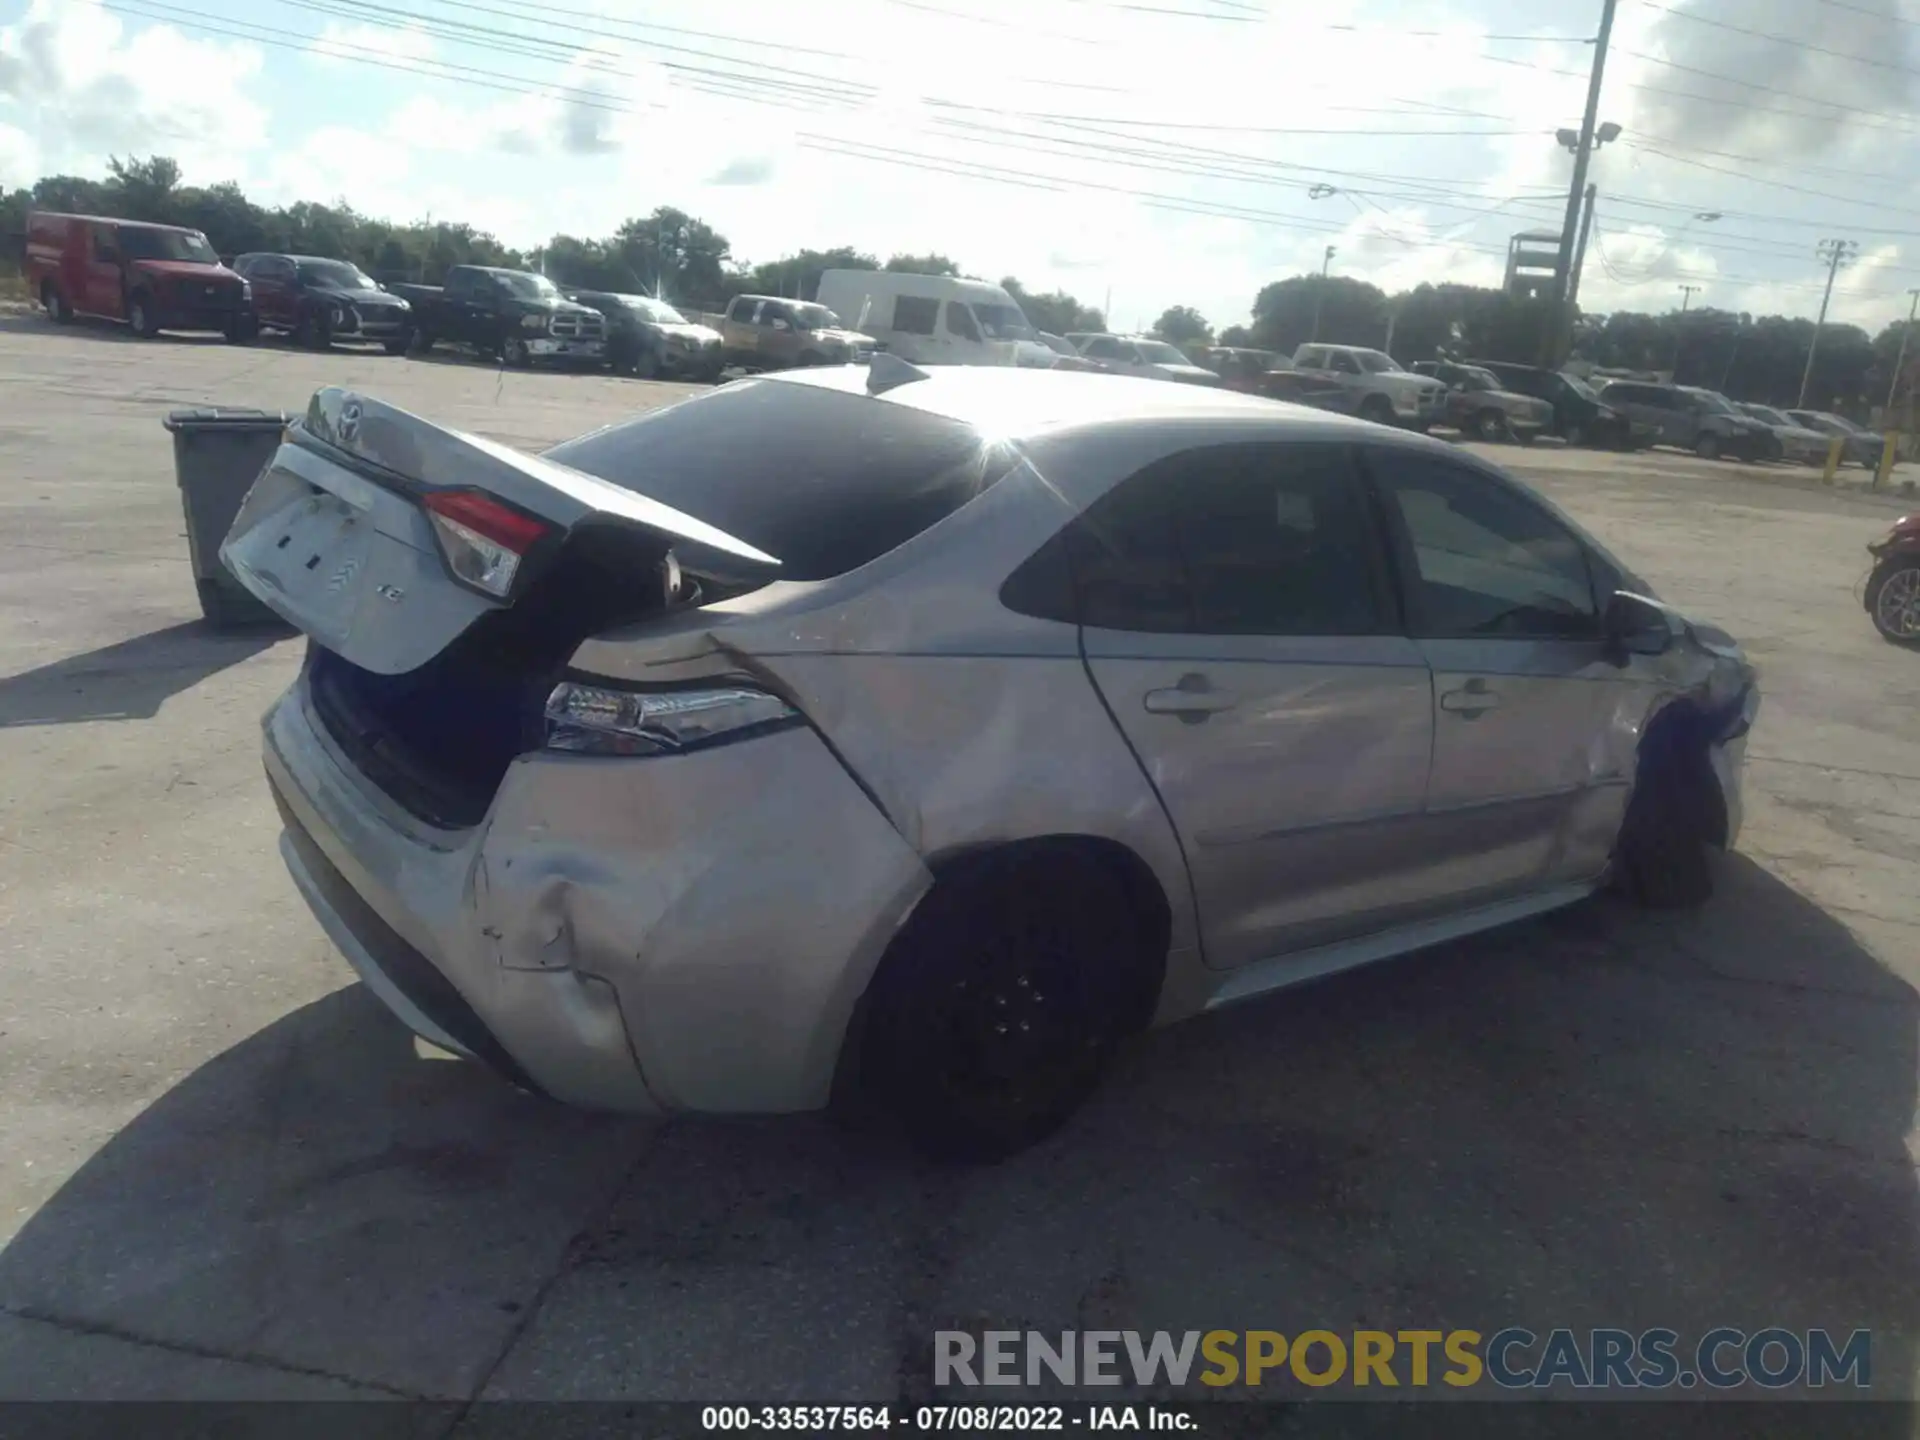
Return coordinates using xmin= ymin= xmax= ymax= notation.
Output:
xmin=1868 ymin=557 xmax=1920 ymax=643
xmin=1614 ymin=742 xmax=1717 ymax=909
xmin=1695 ymin=432 xmax=1721 ymax=461
xmin=128 ymin=294 xmax=161 ymax=339
xmin=224 ymin=316 xmax=257 ymax=345
xmin=1359 ymin=395 xmax=1396 ymax=427
xmin=1470 ymin=408 xmax=1507 ymax=442
xmin=633 ymin=347 xmax=660 ymax=379
xmin=503 ymin=335 xmax=531 ymax=368
xmin=41 ymin=281 xmax=73 ymax=324
xmin=857 ymin=847 xmax=1158 ymax=1162
xmin=383 ymin=336 xmax=409 ymax=356
xmin=295 ymin=310 xmax=332 ymax=350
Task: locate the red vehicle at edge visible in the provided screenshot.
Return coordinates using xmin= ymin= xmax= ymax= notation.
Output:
xmin=1866 ymin=514 xmax=1920 ymax=643
xmin=25 ymin=211 xmax=256 ymax=343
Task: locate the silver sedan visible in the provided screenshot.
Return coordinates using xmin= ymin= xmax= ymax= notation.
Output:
xmin=225 ymin=360 xmax=1759 ymax=1160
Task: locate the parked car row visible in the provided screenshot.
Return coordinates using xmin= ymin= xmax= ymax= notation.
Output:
xmin=22 ymin=211 xmax=1905 ymax=467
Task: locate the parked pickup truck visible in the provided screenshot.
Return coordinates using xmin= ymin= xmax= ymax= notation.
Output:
xmin=389 ymin=265 xmax=607 ymax=368
xmin=1290 ymin=343 xmax=1447 ymax=430
xmin=1412 ymin=359 xmax=1554 ymax=442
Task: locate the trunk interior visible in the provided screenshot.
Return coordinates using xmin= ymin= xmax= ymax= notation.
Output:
xmin=308 ymin=528 xmax=701 ymax=828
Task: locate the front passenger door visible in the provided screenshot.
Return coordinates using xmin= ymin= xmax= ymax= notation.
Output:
xmin=1365 ymin=448 xmax=1647 ymax=900
xmin=1076 ymin=442 xmax=1437 ymax=968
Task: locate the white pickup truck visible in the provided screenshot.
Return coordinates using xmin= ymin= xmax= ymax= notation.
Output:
xmin=1290 ymin=344 xmax=1448 ymax=431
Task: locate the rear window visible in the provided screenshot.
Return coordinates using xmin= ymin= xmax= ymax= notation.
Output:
xmin=543 ymin=379 xmax=1015 ymax=581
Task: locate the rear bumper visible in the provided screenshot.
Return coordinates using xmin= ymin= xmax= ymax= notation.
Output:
xmin=261 ymin=676 xmax=931 ymax=1114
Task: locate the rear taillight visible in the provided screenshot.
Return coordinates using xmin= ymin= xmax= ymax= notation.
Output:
xmin=421 ymin=489 xmax=548 ymax=598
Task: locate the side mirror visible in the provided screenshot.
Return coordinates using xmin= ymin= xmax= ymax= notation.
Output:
xmin=1604 ymin=591 xmax=1676 ymax=660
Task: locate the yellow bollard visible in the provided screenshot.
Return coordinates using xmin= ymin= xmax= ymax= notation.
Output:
xmin=1822 ymin=435 xmax=1845 ymax=485
xmin=1875 ymin=430 xmax=1900 ymax=490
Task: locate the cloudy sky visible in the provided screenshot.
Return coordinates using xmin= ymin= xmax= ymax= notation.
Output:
xmin=4 ymin=0 xmax=1920 ymax=334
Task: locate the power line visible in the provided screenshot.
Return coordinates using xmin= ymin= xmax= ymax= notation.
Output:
xmin=1618 ymin=45 xmax=1920 ymax=129
xmin=1637 ymin=2 xmax=1920 ymax=81
xmin=1813 ymin=0 xmax=1920 ymax=26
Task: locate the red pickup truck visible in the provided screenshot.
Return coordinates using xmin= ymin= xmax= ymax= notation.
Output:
xmin=26 ymin=211 xmax=256 ymax=342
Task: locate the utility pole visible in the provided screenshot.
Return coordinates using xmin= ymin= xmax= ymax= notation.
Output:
xmin=1566 ymin=183 xmax=1598 ymax=313
xmin=1310 ymin=244 xmax=1335 ymax=343
xmin=1545 ymin=0 xmax=1619 ymax=365
xmin=1670 ymin=284 xmax=1699 ymax=377
xmin=1799 ymin=237 xmax=1858 ymax=409
xmin=1886 ymin=286 xmax=1920 ymax=412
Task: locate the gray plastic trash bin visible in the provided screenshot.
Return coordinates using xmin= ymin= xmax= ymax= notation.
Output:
xmin=162 ymin=408 xmax=293 ymax=631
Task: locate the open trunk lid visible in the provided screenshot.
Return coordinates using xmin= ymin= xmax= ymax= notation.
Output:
xmin=219 ymin=386 xmax=780 ymax=676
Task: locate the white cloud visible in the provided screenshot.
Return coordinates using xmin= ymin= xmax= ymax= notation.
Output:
xmin=8 ymin=0 xmax=1920 ymax=332
xmin=0 ymin=0 xmax=267 ymax=179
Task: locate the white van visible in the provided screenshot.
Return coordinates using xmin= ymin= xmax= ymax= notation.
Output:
xmin=814 ymin=270 xmax=1056 ymax=368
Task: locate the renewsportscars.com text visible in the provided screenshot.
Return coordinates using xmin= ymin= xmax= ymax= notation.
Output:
xmin=934 ymin=1328 xmax=1871 ymax=1391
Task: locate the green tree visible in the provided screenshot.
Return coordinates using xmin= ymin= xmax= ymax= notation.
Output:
xmin=734 ymin=246 xmax=878 ymax=303
xmin=105 ymin=155 xmax=181 ymax=221
xmin=1152 ymin=305 xmax=1211 ymax=346
xmin=614 ymin=207 xmax=732 ymax=303
xmin=1249 ymin=274 xmax=1388 ymax=355
xmin=884 ymin=252 xmax=960 ymax=276
xmin=1001 ymin=277 xmax=1102 ymax=335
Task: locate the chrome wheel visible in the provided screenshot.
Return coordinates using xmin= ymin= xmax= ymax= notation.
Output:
xmin=1874 ymin=562 xmax=1920 ymax=640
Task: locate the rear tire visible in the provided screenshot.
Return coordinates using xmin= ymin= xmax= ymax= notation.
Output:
xmin=224 ymin=315 xmax=257 ymax=345
xmin=1614 ymin=735 xmax=1717 ymax=909
xmin=1470 ymin=408 xmax=1506 ymax=442
xmin=1867 ymin=557 xmax=1920 ymax=644
xmin=858 ymin=846 xmax=1159 ymax=1162
xmin=1694 ymin=432 xmax=1721 ymax=461
xmin=1360 ymin=395 xmax=1396 ymax=427
xmin=42 ymin=281 xmax=73 ymax=324
xmin=503 ymin=335 xmax=531 ymax=368
xmin=634 ymin=347 xmax=660 ymax=379
xmin=383 ymin=336 xmax=409 ymax=356
xmin=1563 ymin=421 xmax=1587 ymax=448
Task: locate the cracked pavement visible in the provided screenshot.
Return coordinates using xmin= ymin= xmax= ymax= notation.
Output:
xmin=0 ymin=320 xmax=1916 ymax=1418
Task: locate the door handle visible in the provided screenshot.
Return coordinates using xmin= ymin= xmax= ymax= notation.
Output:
xmin=1144 ymin=673 xmax=1238 ymax=723
xmin=1439 ymin=677 xmax=1501 ymax=718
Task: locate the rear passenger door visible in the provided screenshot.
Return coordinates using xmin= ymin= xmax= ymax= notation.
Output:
xmin=1075 ymin=442 xmax=1438 ymax=967
xmin=1364 ymin=446 xmax=1644 ymax=899
xmin=85 ymin=225 xmax=125 ymax=317
xmin=251 ymin=256 xmax=297 ymax=329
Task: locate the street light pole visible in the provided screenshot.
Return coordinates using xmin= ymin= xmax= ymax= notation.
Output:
xmin=1887 ymin=286 xmax=1920 ymax=412
xmin=1798 ymin=237 xmax=1858 ymax=409
xmin=1670 ymin=284 xmax=1699 ymax=376
xmin=1310 ymin=244 xmax=1335 ymax=343
xmin=1545 ymin=0 xmax=1620 ymax=365
xmin=1566 ymin=182 xmax=1598 ymax=313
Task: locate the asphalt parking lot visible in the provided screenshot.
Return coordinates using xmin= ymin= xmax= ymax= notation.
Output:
xmin=1 ymin=314 xmax=1917 ymax=1420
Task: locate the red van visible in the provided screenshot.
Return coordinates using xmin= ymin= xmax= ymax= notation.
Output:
xmin=26 ymin=212 xmax=256 ymax=342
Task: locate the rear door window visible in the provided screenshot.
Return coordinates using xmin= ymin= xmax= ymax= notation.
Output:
xmin=1060 ymin=442 xmax=1390 ymax=636
xmin=894 ymin=295 xmax=938 ymax=335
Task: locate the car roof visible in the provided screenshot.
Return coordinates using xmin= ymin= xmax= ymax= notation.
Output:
xmin=760 ymin=362 xmax=1402 ymax=444
xmin=31 ymin=213 xmax=201 ymax=234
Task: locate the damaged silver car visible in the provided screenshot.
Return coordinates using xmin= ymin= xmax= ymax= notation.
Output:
xmin=227 ymin=360 xmax=1759 ymax=1160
